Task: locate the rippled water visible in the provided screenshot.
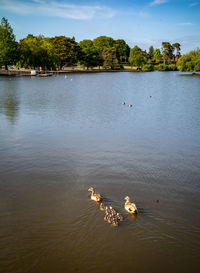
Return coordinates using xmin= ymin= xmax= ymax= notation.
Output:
xmin=0 ymin=72 xmax=200 ymax=273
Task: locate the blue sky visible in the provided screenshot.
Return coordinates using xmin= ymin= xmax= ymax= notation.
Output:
xmin=0 ymin=0 xmax=200 ymax=53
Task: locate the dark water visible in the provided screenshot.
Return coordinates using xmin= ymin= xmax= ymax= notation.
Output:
xmin=0 ymin=72 xmax=200 ymax=273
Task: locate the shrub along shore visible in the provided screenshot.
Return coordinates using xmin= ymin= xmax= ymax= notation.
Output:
xmin=0 ymin=17 xmax=200 ymax=73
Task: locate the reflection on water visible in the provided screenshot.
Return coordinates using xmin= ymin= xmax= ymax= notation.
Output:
xmin=0 ymin=79 xmax=19 ymax=124
xmin=0 ymin=72 xmax=200 ymax=273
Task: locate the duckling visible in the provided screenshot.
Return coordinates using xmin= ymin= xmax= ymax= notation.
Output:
xmin=105 ymin=206 xmax=109 ymax=212
xmin=111 ymin=219 xmax=119 ymax=227
xmin=116 ymin=212 xmax=123 ymax=221
xmin=106 ymin=215 xmax=112 ymax=224
xmin=99 ymin=203 xmax=105 ymax=211
xmin=88 ymin=187 xmax=102 ymax=202
xmin=106 ymin=206 xmax=111 ymax=215
xmin=124 ymin=196 xmax=138 ymax=214
xmin=109 ymin=206 xmax=116 ymax=216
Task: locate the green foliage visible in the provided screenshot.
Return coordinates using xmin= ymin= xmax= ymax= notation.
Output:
xmin=162 ymin=42 xmax=175 ymax=64
xmin=172 ymin=43 xmax=181 ymax=58
xmin=18 ymin=35 xmax=58 ymax=69
xmin=177 ymin=49 xmax=200 ymax=72
xmin=79 ymin=40 xmax=100 ymax=69
xmin=129 ymin=46 xmax=147 ymax=67
xmin=141 ymin=63 xmax=154 ymax=72
xmin=114 ymin=39 xmax=130 ymax=62
xmin=0 ymin=18 xmax=187 ymax=72
xmin=93 ymin=36 xmax=114 ymax=55
xmin=154 ymin=63 xmax=177 ymax=71
xmin=152 ymin=48 xmax=163 ymax=63
xmin=102 ymin=47 xmax=120 ymax=70
xmin=148 ymin=46 xmax=154 ymax=59
xmin=0 ymin=17 xmax=18 ymax=69
xmin=167 ymin=64 xmax=178 ymax=71
xmin=50 ymin=36 xmax=81 ymax=68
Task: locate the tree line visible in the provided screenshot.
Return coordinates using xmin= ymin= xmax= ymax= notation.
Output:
xmin=0 ymin=17 xmax=199 ymax=72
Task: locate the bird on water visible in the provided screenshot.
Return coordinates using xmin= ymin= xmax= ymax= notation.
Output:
xmin=124 ymin=196 xmax=138 ymax=214
xmin=88 ymin=187 xmax=102 ymax=202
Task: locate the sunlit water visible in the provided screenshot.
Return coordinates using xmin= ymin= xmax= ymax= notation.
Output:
xmin=0 ymin=72 xmax=200 ymax=273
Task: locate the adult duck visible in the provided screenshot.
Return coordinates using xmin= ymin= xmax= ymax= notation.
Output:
xmin=124 ymin=196 xmax=138 ymax=214
xmin=88 ymin=187 xmax=102 ymax=202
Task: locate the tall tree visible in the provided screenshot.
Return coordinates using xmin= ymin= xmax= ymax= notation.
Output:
xmin=102 ymin=47 xmax=120 ymax=70
xmin=79 ymin=40 xmax=100 ymax=69
xmin=129 ymin=46 xmax=147 ymax=68
xmin=114 ymin=39 xmax=130 ymax=63
xmin=172 ymin=43 xmax=181 ymax=61
xmin=93 ymin=36 xmax=114 ymax=55
xmin=18 ymin=35 xmax=57 ymax=69
xmin=153 ymin=48 xmax=163 ymax=63
xmin=162 ymin=42 xmax=174 ymax=64
xmin=50 ymin=36 xmax=81 ymax=69
xmin=148 ymin=45 xmax=154 ymax=59
xmin=0 ymin=17 xmax=18 ymax=70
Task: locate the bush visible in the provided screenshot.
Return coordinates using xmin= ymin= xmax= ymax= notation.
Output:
xmin=154 ymin=63 xmax=177 ymax=71
xmin=167 ymin=64 xmax=177 ymax=71
xmin=141 ymin=64 xmax=154 ymax=72
xmin=177 ymin=49 xmax=200 ymax=72
xmin=154 ymin=64 xmax=167 ymax=71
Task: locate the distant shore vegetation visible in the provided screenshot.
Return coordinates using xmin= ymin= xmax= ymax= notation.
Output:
xmin=0 ymin=17 xmax=199 ymax=73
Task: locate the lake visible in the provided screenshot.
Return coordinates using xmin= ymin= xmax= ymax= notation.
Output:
xmin=0 ymin=71 xmax=200 ymax=273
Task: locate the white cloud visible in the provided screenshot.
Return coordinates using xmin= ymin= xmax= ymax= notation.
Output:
xmin=177 ymin=22 xmax=193 ymax=26
xmin=0 ymin=0 xmax=116 ymax=20
xmin=189 ymin=2 xmax=199 ymax=7
xmin=150 ymin=0 xmax=168 ymax=6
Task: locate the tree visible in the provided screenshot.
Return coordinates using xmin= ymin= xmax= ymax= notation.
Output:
xmin=102 ymin=47 xmax=120 ymax=70
xmin=0 ymin=17 xmax=18 ymax=70
xmin=50 ymin=36 xmax=81 ymax=69
xmin=162 ymin=42 xmax=174 ymax=64
xmin=173 ymin=43 xmax=181 ymax=61
xmin=93 ymin=36 xmax=115 ymax=55
xmin=177 ymin=49 xmax=200 ymax=72
xmin=114 ymin=39 xmax=130 ymax=63
xmin=148 ymin=45 xmax=154 ymax=59
xmin=129 ymin=46 xmax=147 ymax=68
xmin=153 ymin=48 xmax=163 ymax=63
xmin=79 ymin=40 xmax=100 ymax=69
xmin=18 ymin=35 xmax=58 ymax=69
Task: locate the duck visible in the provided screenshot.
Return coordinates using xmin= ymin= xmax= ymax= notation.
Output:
xmin=128 ymin=104 xmax=132 ymax=108
xmin=88 ymin=187 xmax=102 ymax=202
xmin=122 ymin=102 xmax=126 ymax=105
xmin=124 ymin=196 xmax=138 ymax=214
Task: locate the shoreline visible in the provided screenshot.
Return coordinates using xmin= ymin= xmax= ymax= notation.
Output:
xmin=0 ymin=68 xmax=139 ymax=76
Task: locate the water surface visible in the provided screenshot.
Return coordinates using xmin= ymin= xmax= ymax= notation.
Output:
xmin=0 ymin=72 xmax=200 ymax=273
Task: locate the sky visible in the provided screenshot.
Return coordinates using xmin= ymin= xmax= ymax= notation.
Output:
xmin=0 ymin=0 xmax=200 ymax=53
